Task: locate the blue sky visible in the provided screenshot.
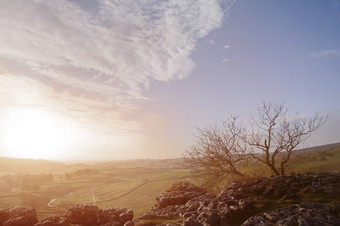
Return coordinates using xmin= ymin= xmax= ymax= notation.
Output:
xmin=0 ymin=0 xmax=339 ymax=160
xmin=143 ymin=0 xmax=340 ymax=154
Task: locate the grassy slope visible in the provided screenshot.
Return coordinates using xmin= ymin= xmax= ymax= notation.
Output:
xmin=292 ymin=144 xmax=340 ymax=173
xmin=0 ymin=167 xmax=192 ymax=219
xmin=239 ymin=143 xmax=340 ymax=178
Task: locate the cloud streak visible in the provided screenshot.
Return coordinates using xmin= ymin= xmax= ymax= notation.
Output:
xmin=221 ymin=58 xmax=231 ymax=63
xmin=0 ymin=0 xmax=232 ymax=99
xmin=310 ymin=49 xmax=340 ymax=57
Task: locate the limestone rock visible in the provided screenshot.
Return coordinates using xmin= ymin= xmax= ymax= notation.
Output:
xmin=0 ymin=206 xmax=38 ymax=226
xmin=34 ymin=216 xmax=69 ymax=226
xmin=134 ymin=173 xmax=340 ymax=225
xmin=64 ymin=204 xmax=133 ymax=226
xmin=242 ymin=204 xmax=340 ymax=226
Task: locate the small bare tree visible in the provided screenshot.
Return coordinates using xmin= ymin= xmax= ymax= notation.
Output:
xmin=183 ymin=116 xmax=249 ymax=188
xmin=184 ymin=101 xmax=327 ymax=188
xmin=245 ymin=101 xmax=327 ymax=176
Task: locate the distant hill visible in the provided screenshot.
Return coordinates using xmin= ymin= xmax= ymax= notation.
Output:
xmin=95 ymin=158 xmax=184 ymax=169
xmin=1 ymin=142 xmax=339 ymax=174
xmin=0 ymin=157 xmax=88 ymax=175
xmin=294 ymin=142 xmax=340 ymax=154
xmin=291 ymin=142 xmax=340 ymax=173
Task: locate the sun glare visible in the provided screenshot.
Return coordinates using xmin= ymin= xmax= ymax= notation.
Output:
xmin=1 ymin=109 xmax=79 ymax=160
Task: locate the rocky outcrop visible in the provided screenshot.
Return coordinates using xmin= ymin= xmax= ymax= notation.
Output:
xmin=34 ymin=216 xmax=69 ymax=226
xmin=217 ymin=172 xmax=340 ymax=202
xmin=64 ymin=204 xmax=133 ymax=226
xmin=153 ymin=181 xmax=207 ymax=210
xmin=0 ymin=206 xmax=38 ymax=226
xmin=134 ymin=172 xmax=340 ymax=225
xmin=135 ymin=181 xmax=256 ymax=226
xmin=242 ymin=204 xmax=340 ymax=226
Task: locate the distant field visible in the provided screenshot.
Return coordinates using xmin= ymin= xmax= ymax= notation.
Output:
xmin=0 ymin=143 xmax=339 ymax=220
xmin=290 ymin=143 xmax=340 ymax=173
xmin=0 ymin=167 xmax=192 ymax=219
xmin=0 ymin=157 xmax=90 ymax=175
xmin=240 ymin=143 xmax=340 ymax=178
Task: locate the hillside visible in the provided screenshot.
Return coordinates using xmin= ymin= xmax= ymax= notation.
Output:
xmin=0 ymin=157 xmax=94 ymax=176
xmin=95 ymin=158 xmax=184 ymax=169
xmin=1 ymin=142 xmax=339 ymax=173
xmin=0 ymin=167 xmax=192 ymax=219
xmin=1 ymin=172 xmax=339 ymax=225
xmin=0 ymin=142 xmax=339 ymax=225
xmin=0 ymin=158 xmax=65 ymax=175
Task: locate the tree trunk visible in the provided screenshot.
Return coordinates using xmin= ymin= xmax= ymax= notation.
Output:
xmin=270 ymin=165 xmax=280 ymax=176
xmin=280 ymin=167 xmax=285 ymax=176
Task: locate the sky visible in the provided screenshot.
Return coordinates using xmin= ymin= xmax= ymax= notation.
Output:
xmin=0 ymin=0 xmax=339 ymax=161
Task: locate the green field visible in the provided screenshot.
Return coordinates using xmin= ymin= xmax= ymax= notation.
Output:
xmin=0 ymin=167 xmax=192 ymax=219
xmin=291 ymin=144 xmax=340 ymax=173
xmin=239 ymin=143 xmax=340 ymax=178
xmin=0 ymin=143 xmax=339 ymax=220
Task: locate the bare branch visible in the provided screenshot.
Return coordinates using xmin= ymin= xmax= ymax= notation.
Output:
xmin=245 ymin=101 xmax=327 ymax=176
xmin=183 ymin=116 xmax=249 ymax=188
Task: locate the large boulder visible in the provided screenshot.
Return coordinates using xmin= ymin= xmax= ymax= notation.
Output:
xmin=135 ymin=181 xmax=255 ymax=225
xmin=153 ymin=181 xmax=207 ymax=210
xmin=64 ymin=204 xmax=133 ymax=226
xmin=0 ymin=206 xmax=38 ymax=226
xmin=34 ymin=216 xmax=69 ymax=226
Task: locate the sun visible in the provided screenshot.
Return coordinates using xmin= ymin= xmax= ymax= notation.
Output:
xmin=1 ymin=108 xmax=78 ymax=160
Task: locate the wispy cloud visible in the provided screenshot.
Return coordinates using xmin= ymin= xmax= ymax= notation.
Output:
xmin=310 ymin=49 xmax=340 ymax=57
xmin=221 ymin=58 xmax=231 ymax=63
xmin=0 ymin=0 xmax=230 ymax=98
xmin=0 ymin=0 xmax=233 ymax=134
xmin=223 ymin=44 xmax=231 ymax=49
xmin=209 ymin=39 xmax=215 ymax=44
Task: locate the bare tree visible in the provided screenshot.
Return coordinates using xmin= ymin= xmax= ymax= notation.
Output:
xmin=184 ymin=102 xmax=327 ymax=187
xmin=245 ymin=101 xmax=327 ymax=176
xmin=183 ymin=116 xmax=249 ymax=188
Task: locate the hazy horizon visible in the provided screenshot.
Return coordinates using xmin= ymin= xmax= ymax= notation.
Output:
xmin=1 ymin=0 xmax=340 ymax=161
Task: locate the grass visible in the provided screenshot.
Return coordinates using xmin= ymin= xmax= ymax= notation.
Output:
xmin=0 ymin=143 xmax=339 ymax=221
xmin=291 ymin=146 xmax=340 ymax=173
xmin=0 ymin=167 xmax=192 ymax=220
xmin=238 ymin=144 xmax=340 ymax=179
